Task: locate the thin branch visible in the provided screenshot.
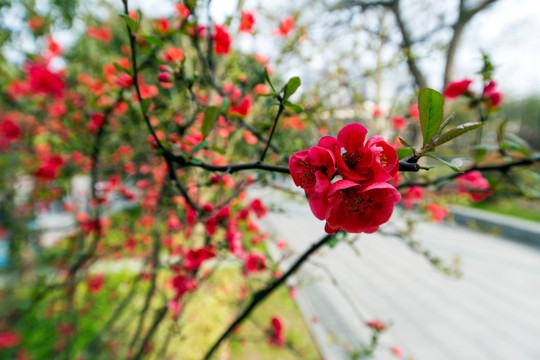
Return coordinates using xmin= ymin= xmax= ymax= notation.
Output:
xmin=260 ymin=102 xmax=285 ymax=162
xmin=397 ymin=155 xmax=540 ymax=190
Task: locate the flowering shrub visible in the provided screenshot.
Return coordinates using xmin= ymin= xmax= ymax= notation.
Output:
xmin=0 ymin=1 xmax=537 ymax=360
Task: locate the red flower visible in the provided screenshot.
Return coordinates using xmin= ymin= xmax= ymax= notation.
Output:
xmin=184 ymin=246 xmax=216 ymax=271
xmin=402 ymin=186 xmax=423 ymax=210
xmin=25 ymin=60 xmax=65 ymax=98
xmin=229 ymin=96 xmax=252 ymax=117
xmin=34 ymin=153 xmax=64 ymax=181
xmin=319 ymin=123 xmax=398 ymax=184
xmin=244 ymin=252 xmax=267 ymax=273
xmin=170 ymin=274 xmax=197 ymax=300
xmin=456 ymin=170 xmax=491 ymax=202
xmin=443 ymin=79 xmax=472 ymax=99
xmin=213 ymin=24 xmax=231 ymax=54
xmin=366 ymin=319 xmax=386 ymax=332
xmin=46 ymin=36 xmax=62 ymax=56
xmin=273 ymin=16 xmax=294 ymax=37
xmin=88 ymin=113 xmax=105 ymax=133
xmin=268 ymin=316 xmax=285 ymax=346
xmin=86 ymin=273 xmax=105 ymax=294
xmin=289 ymin=146 xmax=336 ymax=220
xmin=239 ymin=10 xmax=256 ymax=33
xmin=0 ymin=331 xmax=20 ymax=349
xmin=391 ymin=116 xmax=407 ymax=131
xmin=161 ymin=46 xmax=185 ymax=63
xmin=391 ymin=345 xmax=404 ymax=358
xmin=483 ymin=80 xmax=503 ymax=110
xmin=249 ymin=199 xmax=267 ymax=218
xmin=0 ymin=117 xmax=21 ymax=141
xmin=373 ymin=105 xmax=385 ymax=117
xmin=87 ymin=26 xmax=112 ymax=43
xmin=254 ymin=83 xmax=269 ymax=95
xmin=426 ymin=203 xmax=449 ymax=223
xmin=324 ymin=181 xmax=401 ymax=234
xmin=227 ymin=231 xmax=244 ymax=256
xmin=175 ymin=3 xmax=190 ymax=19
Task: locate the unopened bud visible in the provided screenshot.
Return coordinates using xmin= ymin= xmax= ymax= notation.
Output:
xmin=158 ymin=72 xmax=173 ymax=83
xmin=159 ymin=64 xmax=173 ymax=73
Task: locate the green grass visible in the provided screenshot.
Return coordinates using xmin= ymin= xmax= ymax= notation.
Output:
xmin=3 ymin=264 xmax=319 ymax=360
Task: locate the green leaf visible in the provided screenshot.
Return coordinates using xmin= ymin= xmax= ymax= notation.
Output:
xmin=264 ymin=67 xmax=277 ymax=94
xmin=139 ymin=34 xmax=164 ymax=46
xmin=505 ymin=133 xmax=531 ymax=156
xmin=190 ymin=140 xmax=211 ymax=155
xmin=283 ymin=76 xmax=301 ymax=100
xmin=399 ymin=137 xmax=413 ymax=148
xmin=432 ymin=122 xmax=485 ymax=147
xmin=220 ymin=97 xmax=230 ymax=113
xmin=418 ymin=88 xmax=445 ymax=147
xmin=327 ymin=235 xmax=339 ymax=248
xmin=113 ymin=61 xmax=131 ymax=76
xmin=209 ymin=146 xmax=226 ymax=155
xmin=141 ymin=98 xmax=150 ymax=113
xmin=497 ymin=119 xmax=508 ymax=144
xmin=283 ymin=100 xmax=302 ymax=113
xmin=202 ymin=106 xmax=219 ymax=138
xmin=189 ymin=158 xmax=203 ymax=165
xmin=119 ymin=14 xmax=136 ymax=32
xmin=425 ymin=154 xmax=463 ymax=173
xmin=257 ymin=93 xmax=279 ymax=98
xmin=436 ymin=112 xmax=456 ymax=136
xmin=397 ymin=147 xmax=414 ymax=160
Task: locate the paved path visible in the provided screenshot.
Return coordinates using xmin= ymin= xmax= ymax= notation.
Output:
xmin=251 ymin=187 xmax=540 ymax=360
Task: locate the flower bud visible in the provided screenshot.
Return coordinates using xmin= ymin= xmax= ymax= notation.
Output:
xmin=158 ymin=72 xmax=173 ymax=83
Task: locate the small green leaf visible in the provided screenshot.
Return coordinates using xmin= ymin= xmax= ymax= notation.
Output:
xmin=505 ymin=133 xmax=531 ymax=156
xmin=141 ymin=98 xmax=150 ymax=113
xmin=283 ymin=100 xmax=302 ymax=113
xmin=257 ymin=93 xmax=279 ymax=98
xmin=139 ymin=34 xmax=164 ymax=46
xmin=202 ymin=106 xmax=219 ymax=138
xmin=437 ymin=112 xmax=456 ymax=136
xmin=425 ymin=154 xmax=463 ymax=173
xmin=113 ymin=61 xmax=131 ymax=76
xmin=189 ymin=158 xmax=203 ymax=165
xmin=432 ymin=122 xmax=485 ymax=147
xmin=190 ymin=140 xmax=211 ymax=155
xmin=399 ymin=137 xmax=413 ymax=148
xmin=119 ymin=14 xmax=137 ymax=32
xmin=209 ymin=146 xmax=226 ymax=155
xmin=327 ymin=235 xmax=339 ymax=248
xmin=418 ymin=88 xmax=445 ymax=147
xmin=397 ymin=147 xmax=414 ymax=160
xmin=264 ymin=67 xmax=277 ymax=94
xmin=220 ymin=97 xmax=230 ymax=113
xmin=283 ymin=76 xmax=301 ymax=100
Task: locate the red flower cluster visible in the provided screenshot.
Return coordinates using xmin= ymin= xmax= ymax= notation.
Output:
xmin=444 ymin=78 xmax=503 ymax=110
xmin=456 ymin=170 xmax=492 ymax=202
xmin=289 ymin=123 xmax=401 ymax=234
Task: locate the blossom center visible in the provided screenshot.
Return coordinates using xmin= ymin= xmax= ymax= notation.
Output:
xmin=342 ymin=152 xmax=361 ymax=169
xmin=343 ymin=190 xmax=373 ymax=215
